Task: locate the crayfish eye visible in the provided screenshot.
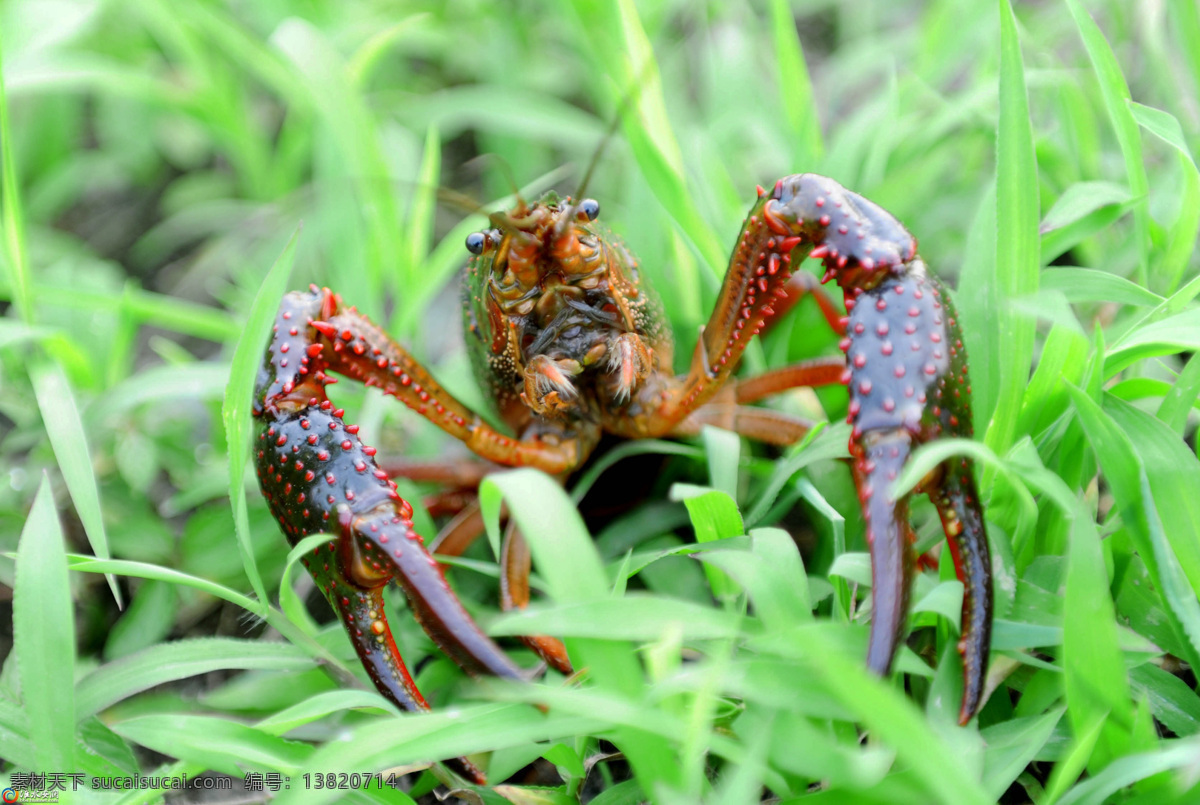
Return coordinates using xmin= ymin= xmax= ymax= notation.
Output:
xmin=465 ymin=231 xmax=487 ymax=255
xmin=577 ymin=198 xmax=600 ymax=221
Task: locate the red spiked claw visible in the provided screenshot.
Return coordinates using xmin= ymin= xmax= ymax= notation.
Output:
xmin=837 ymin=255 xmax=992 ymax=724
xmin=253 ymin=289 xmax=524 ymax=781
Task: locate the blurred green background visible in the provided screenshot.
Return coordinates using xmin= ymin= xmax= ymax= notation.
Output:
xmin=2 ymin=0 xmax=1199 ymax=803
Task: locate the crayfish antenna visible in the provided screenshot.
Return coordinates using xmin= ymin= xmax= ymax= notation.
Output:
xmin=555 ymin=61 xmax=654 ymax=240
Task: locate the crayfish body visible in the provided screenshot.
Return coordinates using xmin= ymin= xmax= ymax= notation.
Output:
xmin=252 ymin=174 xmax=993 ymax=781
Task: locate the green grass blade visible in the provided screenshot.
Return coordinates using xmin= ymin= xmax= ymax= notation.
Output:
xmin=1104 ymin=308 xmax=1200 ymax=376
xmin=987 ymin=0 xmax=1040 ymax=460
xmin=1127 ymin=100 xmax=1200 ymax=295
xmin=1055 ymin=736 xmax=1200 ymax=805
xmin=488 ymin=596 xmax=743 ymax=641
xmin=112 ymin=713 xmax=313 ymax=775
xmin=481 ymin=469 xmax=682 ymax=792
xmin=1158 ymin=353 xmax=1200 ymax=434
xmin=1129 ymin=663 xmax=1200 ymax=738
xmin=769 ymin=0 xmax=824 ymax=164
xmin=274 ymin=705 xmax=602 ymax=805
xmin=674 ymin=486 xmax=744 ymax=602
xmin=1066 ymin=0 xmax=1151 ymax=287
xmin=1067 ymin=386 xmax=1200 ymax=672
xmin=75 ymin=639 xmax=315 ymax=719
xmin=1040 ymin=180 xmax=1131 ymax=234
xmin=255 ymin=690 xmax=394 ymax=736
xmin=14 ymin=476 xmax=76 ymax=770
xmin=1043 ymin=710 xmax=1107 ymax=804
xmin=1063 ymin=497 xmax=1132 ymax=770
xmin=1040 ymin=267 xmax=1163 ymax=307
xmin=702 ymin=425 xmax=741 ymax=500
xmin=0 ymin=37 xmax=33 ymax=323
xmin=698 ymin=527 xmax=812 ymax=631
xmin=221 ymin=227 xmax=300 ymax=614
xmin=981 ymin=709 xmax=1065 ymax=799
xmin=31 ymin=359 xmax=121 ymax=605
xmin=956 ymin=182 xmax=1000 ymax=436
xmin=783 ymin=628 xmax=992 ymax=805
xmin=398 ymin=123 xmax=441 ymax=328
xmin=1103 ymin=397 xmax=1200 ymax=605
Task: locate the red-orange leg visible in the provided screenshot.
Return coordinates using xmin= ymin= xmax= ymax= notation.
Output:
xmin=664 ymin=176 xmax=914 ymax=422
xmin=428 ymin=504 xmax=574 ymax=675
xmin=501 ymin=523 xmax=574 ymax=674
xmin=307 ymin=287 xmax=587 ymax=475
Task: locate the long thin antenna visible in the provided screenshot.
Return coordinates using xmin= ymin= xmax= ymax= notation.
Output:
xmin=557 ymin=60 xmax=655 ymax=238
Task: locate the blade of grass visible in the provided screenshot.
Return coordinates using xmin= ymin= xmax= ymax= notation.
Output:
xmin=274 ymin=705 xmax=604 ymax=805
xmin=31 ymin=359 xmax=121 ymax=605
xmin=1158 ymin=353 xmax=1200 ymax=434
xmin=0 ymin=36 xmax=33 ymax=323
xmin=1104 ymin=396 xmax=1200 ymax=607
xmin=75 ymin=639 xmax=316 ymax=719
xmin=396 ymin=123 xmax=441 ymax=329
xmin=956 ymin=181 xmax=1000 ymax=438
xmin=1063 ymin=496 xmax=1133 ymax=771
xmin=1104 ymin=308 xmax=1200 ymax=377
xmin=670 ymin=485 xmax=744 ymax=603
xmin=769 ymin=0 xmax=824 ymax=165
xmin=15 ymin=477 xmax=76 ymax=770
xmin=987 ymin=0 xmax=1040 ymax=461
xmin=1043 ymin=709 xmax=1107 ymax=805
xmin=1127 ymin=100 xmax=1200 ymax=295
xmin=112 ymin=713 xmax=313 ymax=775
xmin=481 ymin=469 xmax=682 ymax=793
xmin=1066 ymin=0 xmax=1151 ymax=288
xmin=1055 ymin=736 xmax=1200 ymax=805
xmin=222 ymin=227 xmax=301 ymax=615
xmin=1066 ymin=386 xmax=1200 ymax=673
xmin=68 ymin=556 xmax=357 ymax=686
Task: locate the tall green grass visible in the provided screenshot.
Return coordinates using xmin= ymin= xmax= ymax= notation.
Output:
xmin=2 ymin=0 xmax=1199 ymax=802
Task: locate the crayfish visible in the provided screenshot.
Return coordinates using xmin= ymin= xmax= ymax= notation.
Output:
xmin=252 ymin=174 xmax=992 ymax=782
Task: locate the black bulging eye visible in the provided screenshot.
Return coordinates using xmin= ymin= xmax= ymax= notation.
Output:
xmin=465 ymin=231 xmax=487 ymax=255
xmin=578 ymin=198 xmax=600 ymax=221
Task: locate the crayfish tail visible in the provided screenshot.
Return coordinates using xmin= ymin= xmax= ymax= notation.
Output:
xmin=933 ymin=467 xmax=993 ymax=725
xmin=854 ymin=431 xmax=916 ymax=677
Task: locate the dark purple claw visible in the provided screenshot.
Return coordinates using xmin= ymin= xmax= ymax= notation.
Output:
xmin=933 ymin=467 xmax=993 ymax=724
xmin=854 ymin=431 xmax=916 ymax=676
xmin=818 ymin=198 xmax=992 ymax=723
xmin=252 ymin=288 xmax=524 ymax=782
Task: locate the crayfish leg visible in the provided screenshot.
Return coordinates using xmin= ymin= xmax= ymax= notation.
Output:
xmin=500 ymin=523 xmax=574 ymax=674
xmin=854 ymin=430 xmax=917 ymax=677
xmin=931 ymin=464 xmax=993 ymax=724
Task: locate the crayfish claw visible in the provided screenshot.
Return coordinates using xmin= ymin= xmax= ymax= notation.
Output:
xmin=841 ymin=254 xmax=992 ymax=722
xmin=932 ymin=468 xmax=993 ymax=725
xmin=855 ymin=431 xmax=916 ymax=677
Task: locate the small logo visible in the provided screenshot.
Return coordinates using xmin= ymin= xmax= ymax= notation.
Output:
xmin=2 ymin=788 xmax=19 ymax=803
